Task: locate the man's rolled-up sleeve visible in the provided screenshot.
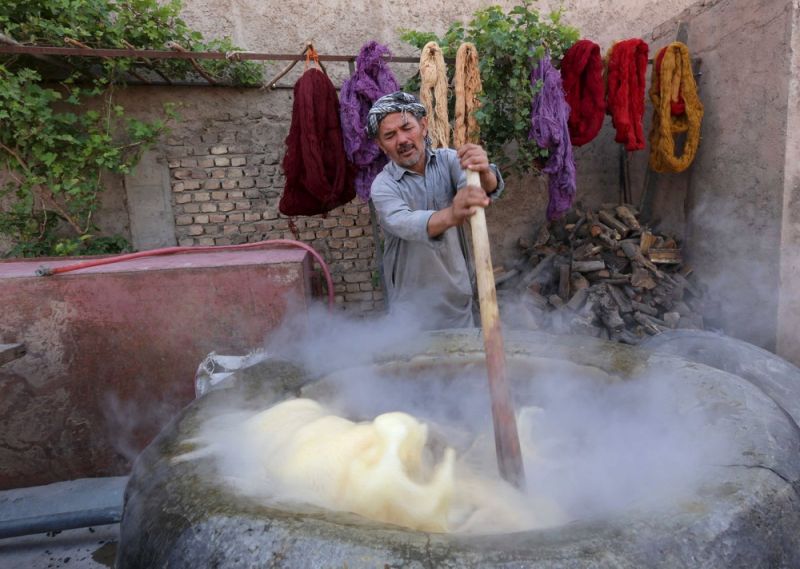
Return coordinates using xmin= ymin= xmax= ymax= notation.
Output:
xmin=453 ymin=156 xmax=505 ymax=200
xmin=487 ymin=163 xmax=505 ymax=200
xmin=371 ymin=178 xmax=445 ymax=247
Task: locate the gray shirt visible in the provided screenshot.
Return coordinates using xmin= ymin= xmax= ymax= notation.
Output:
xmin=370 ymin=147 xmax=505 ymax=329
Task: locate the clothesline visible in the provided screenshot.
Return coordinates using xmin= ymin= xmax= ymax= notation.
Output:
xmin=0 ymin=43 xmax=698 ymax=66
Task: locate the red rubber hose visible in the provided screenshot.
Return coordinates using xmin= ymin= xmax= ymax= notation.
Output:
xmin=36 ymin=239 xmax=336 ymax=310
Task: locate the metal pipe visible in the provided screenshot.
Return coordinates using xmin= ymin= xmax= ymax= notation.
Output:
xmin=0 ymin=44 xmax=444 ymax=63
xmin=0 ymin=507 xmax=122 ymax=540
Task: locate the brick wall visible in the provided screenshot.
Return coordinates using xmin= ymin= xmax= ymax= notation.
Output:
xmin=163 ymin=108 xmax=384 ymax=315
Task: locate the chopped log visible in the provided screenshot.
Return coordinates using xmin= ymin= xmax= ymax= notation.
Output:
xmin=600 ymin=307 xmax=625 ymax=332
xmin=638 ymin=311 xmax=668 ymax=327
xmin=592 ymin=228 xmax=619 ymax=250
xmin=639 ymin=231 xmax=657 ymax=255
xmin=602 ymin=251 xmax=630 ymax=273
xmin=566 ymin=287 xmax=590 ymax=311
xmin=525 ymin=289 xmax=550 ymax=310
xmin=571 ymin=272 xmax=590 ymax=291
xmin=550 ymin=222 xmax=568 ymax=243
xmin=620 ymin=240 xmax=641 ymax=259
xmin=570 ymin=313 xmax=602 ymax=336
xmin=611 ymin=329 xmax=642 ymax=345
xmin=620 ymin=241 xmax=663 ymax=277
xmin=648 ymin=248 xmax=682 ymax=264
xmin=572 ymin=260 xmax=606 ymax=273
xmin=574 ymin=242 xmax=602 ymax=260
xmin=663 ymin=312 xmax=681 ymax=328
xmin=586 ymin=270 xmax=612 ymax=282
xmin=598 ymin=277 xmax=630 ymax=286
xmin=500 ymin=202 xmax=704 ymax=344
xmin=633 ymin=311 xmax=665 ymax=335
xmin=672 ymin=272 xmax=701 ymax=297
xmin=615 ymin=206 xmax=641 ymax=231
xmin=520 ymin=253 xmax=556 ymax=287
xmin=631 ymin=268 xmax=657 ymax=290
xmin=598 ymin=210 xmax=630 ymax=237
xmin=533 ymin=225 xmax=551 ymax=248
xmin=631 ymin=300 xmax=658 ymax=316
xmin=595 ymin=286 xmax=625 ymax=332
xmin=568 ymin=217 xmax=586 ymax=240
xmin=608 ymin=284 xmax=633 ymax=313
xmin=559 ymin=264 xmax=571 ymax=301
xmin=495 ymin=268 xmax=519 ymax=287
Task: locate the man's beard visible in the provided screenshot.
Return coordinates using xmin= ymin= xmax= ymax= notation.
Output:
xmin=396 ymin=143 xmax=423 ymax=168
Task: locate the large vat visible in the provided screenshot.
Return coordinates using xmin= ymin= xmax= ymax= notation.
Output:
xmin=116 ymin=330 xmax=800 ymax=568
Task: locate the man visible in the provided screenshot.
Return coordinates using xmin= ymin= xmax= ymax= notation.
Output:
xmin=367 ymin=91 xmax=504 ymax=329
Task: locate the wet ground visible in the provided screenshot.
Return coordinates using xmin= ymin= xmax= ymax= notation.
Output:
xmin=0 ymin=524 xmax=118 ymax=568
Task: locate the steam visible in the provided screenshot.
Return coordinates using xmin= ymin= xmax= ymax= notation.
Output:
xmin=177 ymin=303 xmax=734 ymax=532
xmin=104 ymin=390 xmax=185 ymax=463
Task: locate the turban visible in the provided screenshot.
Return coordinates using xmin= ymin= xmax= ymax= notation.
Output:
xmin=365 ymin=91 xmax=427 ymax=138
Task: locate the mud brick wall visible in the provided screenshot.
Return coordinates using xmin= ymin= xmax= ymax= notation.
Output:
xmin=161 ymin=105 xmax=384 ymax=314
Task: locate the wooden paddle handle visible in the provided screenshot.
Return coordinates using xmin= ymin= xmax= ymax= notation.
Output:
xmin=466 ymin=170 xmax=525 ymax=488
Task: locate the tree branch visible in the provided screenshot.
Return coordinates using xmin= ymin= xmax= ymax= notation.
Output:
xmin=0 ymin=141 xmax=85 ymax=235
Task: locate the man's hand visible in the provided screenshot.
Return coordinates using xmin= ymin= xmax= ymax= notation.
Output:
xmin=457 ymin=143 xmax=498 ymax=193
xmin=427 ymin=186 xmax=489 ymax=237
xmin=451 ymin=186 xmax=490 ymax=225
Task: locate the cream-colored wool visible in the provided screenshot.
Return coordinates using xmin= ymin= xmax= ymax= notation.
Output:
xmin=419 ymin=41 xmax=450 ymax=148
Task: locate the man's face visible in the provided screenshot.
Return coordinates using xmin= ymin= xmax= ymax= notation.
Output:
xmin=376 ymin=113 xmax=428 ymax=173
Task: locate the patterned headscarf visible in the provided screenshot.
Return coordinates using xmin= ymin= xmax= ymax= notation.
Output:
xmin=365 ymin=91 xmax=427 ymax=138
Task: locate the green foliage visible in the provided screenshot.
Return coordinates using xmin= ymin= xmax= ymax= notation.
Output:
xmin=0 ymin=0 xmax=263 ymax=257
xmin=0 ymin=0 xmax=263 ymax=86
xmin=400 ymin=1 xmax=579 ymax=177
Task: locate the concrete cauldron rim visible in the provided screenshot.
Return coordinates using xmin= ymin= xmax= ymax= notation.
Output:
xmin=116 ymin=329 xmax=800 ymax=569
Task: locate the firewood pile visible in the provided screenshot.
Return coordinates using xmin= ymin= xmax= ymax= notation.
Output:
xmin=494 ymin=203 xmax=708 ymax=344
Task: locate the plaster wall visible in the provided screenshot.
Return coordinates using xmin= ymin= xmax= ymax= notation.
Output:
xmin=176 ymin=0 xmax=698 ymax=62
xmin=601 ymin=0 xmax=796 ymax=356
xmin=777 ymin=2 xmax=800 ymax=364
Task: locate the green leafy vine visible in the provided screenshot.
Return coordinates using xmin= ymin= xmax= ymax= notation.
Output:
xmin=0 ymin=0 xmax=263 ymax=257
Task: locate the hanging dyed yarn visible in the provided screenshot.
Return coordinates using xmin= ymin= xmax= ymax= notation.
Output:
xmin=419 ymin=42 xmax=450 ymax=148
xmin=280 ymin=51 xmax=356 ymax=216
xmin=606 ymin=39 xmax=649 ymax=151
xmin=529 ymin=53 xmax=576 ymax=221
xmin=453 ymin=42 xmax=482 ymax=147
xmin=560 ymin=39 xmax=606 ymax=146
xmin=648 ymin=42 xmax=703 ymax=173
xmin=339 ymin=41 xmax=399 ymax=201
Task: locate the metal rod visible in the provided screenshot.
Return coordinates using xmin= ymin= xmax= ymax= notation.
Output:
xmin=0 ymin=44 xmax=440 ymax=63
xmin=0 ymin=507 xmax=122 ymax=539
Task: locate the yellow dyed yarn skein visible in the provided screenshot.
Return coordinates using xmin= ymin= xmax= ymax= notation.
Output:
xmin=648 ymin=42 xmax=703 ymax=173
